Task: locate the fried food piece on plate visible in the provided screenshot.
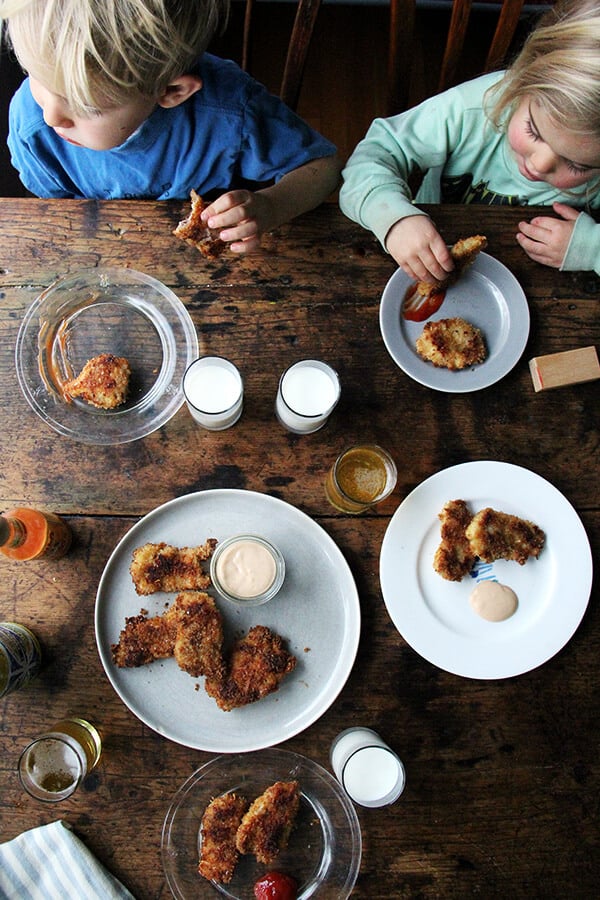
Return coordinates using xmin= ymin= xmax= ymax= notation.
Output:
xmin=465 ymin=508 xmax=545 ymax=565
xmin=205 ymin=625 xmax=297 ymax=711
xmin=173 ymin=189 xmax=227 ymax=258
xmin=416 ymin=317 xmax=486 ymax=370
xmin=235 ymin=780 xmax=300 ymax=865
xmin=63 ymin=352 xmax=131 ymax=408
xmin=433 ymin=499 xmax=477 ymax=582
xmin=199 ymin=793 xmax=249 ymax=883
xmin=111 ymin=591 xmax=224 ymax=678
xmin=172 ymin=591 xmax=224 ymax=679
xmin=110 ymin=604 xmax=179 ymax=667
xmin=130 ymin=539 xmax=217 ymax=594
xmin=409 ymin=234 xmax=487 ymax=303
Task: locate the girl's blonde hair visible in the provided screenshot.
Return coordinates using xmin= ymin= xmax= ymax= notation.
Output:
xmin=488 ymin=0 xmax=600 ymax=137
xmin=1 ymin=0 xmax=231 ymax=115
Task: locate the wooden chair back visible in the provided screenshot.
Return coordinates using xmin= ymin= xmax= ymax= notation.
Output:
xmin=388 ymin=0 xmax=527 ymax=115
xmin=241 ymin=0 xmax=322 ymax=111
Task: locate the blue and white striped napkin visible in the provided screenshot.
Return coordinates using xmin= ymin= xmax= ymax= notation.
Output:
xmin=0 ymin=820 xmax=137 ymax=900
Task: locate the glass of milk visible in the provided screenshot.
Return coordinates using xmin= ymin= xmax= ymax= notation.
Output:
xmin=275 ymin=359 xmax=340 ymax=434
xmin=183 ymin=357 xmax=243 ymax=430
xmin=330 ymin=727 xmax=406 ymax=808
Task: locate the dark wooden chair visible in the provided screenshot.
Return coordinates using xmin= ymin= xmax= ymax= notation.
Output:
xmin=241 ymin=0 xmax=322 ymax=111
xmin=388 ymin=0 xmax=528 ymax=115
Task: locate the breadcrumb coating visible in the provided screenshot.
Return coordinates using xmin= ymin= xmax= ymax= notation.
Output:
xmin=235 ymin=780 xmax=300 ymax=864
xmin=416 ymin=317 xmax=486 ymax=370
xmin=465 ymin=508 xmax=545 ymax=565
xmin=63 ymin=353 xmax=130 ymax=408
xmin=205 ymin=625 xmax=297 ymax=711
xmin=199 ymin=793 xmax=249 ymax=883
xmin=173 ymin=190 xmax=227 ymax=258
xmin=130 ymin=539 xmax=217 ymax=595
xmin=433 ymin=499 xmax=477 ymax=581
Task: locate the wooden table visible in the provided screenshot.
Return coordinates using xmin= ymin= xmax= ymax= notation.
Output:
xmin=0 ymin=199 xmax=598 ymax=899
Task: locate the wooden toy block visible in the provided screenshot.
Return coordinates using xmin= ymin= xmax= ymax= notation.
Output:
xmin=529 ymin=346 xmax=599 ymax=392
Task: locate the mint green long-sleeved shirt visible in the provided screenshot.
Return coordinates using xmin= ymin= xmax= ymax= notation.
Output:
xmin=339 ymin=72 xmax=600 ymax=274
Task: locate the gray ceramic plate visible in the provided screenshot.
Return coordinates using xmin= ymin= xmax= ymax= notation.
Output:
xmin=95 ymin=490 xmax=361 ymax=751
xmin=379 ymin=253 xmax=530 ymax=392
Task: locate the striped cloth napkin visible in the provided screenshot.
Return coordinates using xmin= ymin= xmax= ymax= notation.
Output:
xmin=0 ymin=821 xmax=136 ymax=899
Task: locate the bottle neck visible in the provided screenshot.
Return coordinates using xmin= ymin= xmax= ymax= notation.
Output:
xmin=0 ymin=515 xmax=27 ymax=549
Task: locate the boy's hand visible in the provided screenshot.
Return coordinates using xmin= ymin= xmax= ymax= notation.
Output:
xmin=201 ymin=190 xmax=272 ymax=254
xmin=385 ymin=215 xmax=454 ymax=282
xmin=516 ymin=202 xmax=579 ymax=268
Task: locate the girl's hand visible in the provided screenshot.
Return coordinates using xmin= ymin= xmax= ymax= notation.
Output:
xmin=201 ymin=190 xmax=273 ymax=254
xmin=516 ymin=202 xmax=580 ymax=268
xmin=385 ymin=215 xmax=454 ymax=282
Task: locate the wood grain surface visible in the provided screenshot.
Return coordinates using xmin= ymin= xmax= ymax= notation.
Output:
xmin=0 ymin=199 xmax=598 ymax=899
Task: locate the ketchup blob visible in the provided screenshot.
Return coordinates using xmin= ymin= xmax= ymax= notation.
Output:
xmin=254 ymin=871 xmax=298 ymax=900
xmin=401 ymin=283 xmax=446 ymax=321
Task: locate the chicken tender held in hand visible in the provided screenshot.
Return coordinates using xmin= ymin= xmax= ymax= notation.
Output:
xmin=173 ymin=190 xmax=227 ymax=258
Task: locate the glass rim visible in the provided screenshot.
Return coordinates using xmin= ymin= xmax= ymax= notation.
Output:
xmin=210 ymin=533 xmax=286 ymax=605
xmin=182 ymin=356 xmax=243 ymax=416
xmin=332 ymin=444 xmax=397 ymax=505
xmin=18 ymin=734 xmax=84 ymax=802
xmin=278 ymin=359 xmax=340 ymax=420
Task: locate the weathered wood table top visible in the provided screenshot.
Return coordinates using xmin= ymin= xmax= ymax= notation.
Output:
xmin=0 ymin=199 xmax=598 ymax=899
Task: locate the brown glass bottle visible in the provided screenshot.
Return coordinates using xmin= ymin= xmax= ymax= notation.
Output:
xmin=0 ymin=508 xmax=71 ymax=560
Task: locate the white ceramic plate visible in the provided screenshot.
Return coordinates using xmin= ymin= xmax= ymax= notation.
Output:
xmin=161 ymin=749 xmax=362 ymax=899
xmin=379 ymin=253 xmax=530 ymax=392
xmin=16 ymin=267 xmax=198 ymax=444
xmin=95 ymin=490 xmax=361 ymax=750
xmin=380 ymin=461 xmax=592 ymax=679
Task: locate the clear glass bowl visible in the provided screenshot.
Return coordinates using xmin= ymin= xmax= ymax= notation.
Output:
xmin=15 ymin=267 xmax=198 ymax=444
xmin=210 ymin=534 xmax=286 ymax=606
xmin=161 ymin=748 xmax=362 ymax=900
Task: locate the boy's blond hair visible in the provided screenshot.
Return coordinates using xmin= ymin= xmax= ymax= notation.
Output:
xmin=487 ymin=0 xmax=600 ymax=138
xmin=1 ymin=0 xmax=230 ymax=115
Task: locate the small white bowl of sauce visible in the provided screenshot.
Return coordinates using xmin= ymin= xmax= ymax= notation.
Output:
xmin=210 ymin=534 xmax=285 ymax=606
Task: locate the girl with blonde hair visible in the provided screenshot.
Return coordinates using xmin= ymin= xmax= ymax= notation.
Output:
xmin=340 ymin=0 xmax=600 ymax=278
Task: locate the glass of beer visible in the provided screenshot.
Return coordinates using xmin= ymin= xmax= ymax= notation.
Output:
xmin=18 ymin=717 xmax=101 ymax=802
xmin=325 ymin=445 xmax=397 ymax=514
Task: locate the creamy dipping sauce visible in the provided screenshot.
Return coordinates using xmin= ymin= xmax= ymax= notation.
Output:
xmin=215 ymin=538 xmax=277 ymax=599
xmin=469 ymin=581 xmax=518 ymax=622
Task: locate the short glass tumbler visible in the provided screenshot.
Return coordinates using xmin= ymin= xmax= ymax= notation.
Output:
xmin=183 ymin=356 xmax=243 ymax=430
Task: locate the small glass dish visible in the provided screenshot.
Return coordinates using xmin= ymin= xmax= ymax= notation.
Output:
xmin=15 ymin=267 xmax=198 ymax=444
xmin=161 ymin=748 xmax=362 ymax=900
xmin=210 ymin=534 xmax=285 ymax=606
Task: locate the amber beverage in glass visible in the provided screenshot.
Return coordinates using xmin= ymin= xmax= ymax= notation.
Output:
xmin=18 ymin=717 xmax=101 ymax=802
xmin=325 ymin=445 xmax=397 ymax=514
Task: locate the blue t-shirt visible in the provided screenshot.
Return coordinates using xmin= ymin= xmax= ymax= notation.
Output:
xmin=8 ymin=53 xmax=336 ymax=199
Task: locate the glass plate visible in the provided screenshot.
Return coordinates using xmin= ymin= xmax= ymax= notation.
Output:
xmin=161 ymin=749 xmax=362 ymax=899
xmin=15 ymin=267 xmax=198 ymax=444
